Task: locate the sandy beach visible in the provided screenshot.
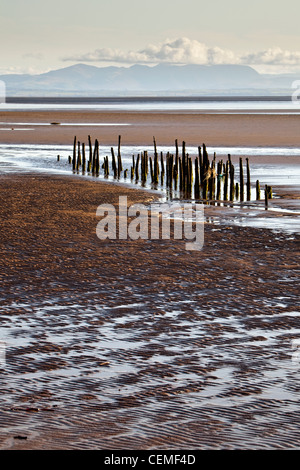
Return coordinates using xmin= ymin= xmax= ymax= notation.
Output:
xmin=1 ymin=109 xmax=300 ymax=147
xmin=0 ymin=109 xmax=300 ymax=450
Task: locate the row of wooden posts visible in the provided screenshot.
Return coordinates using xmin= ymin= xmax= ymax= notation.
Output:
xmin=58 ymin=135 xmax=273 ymax=205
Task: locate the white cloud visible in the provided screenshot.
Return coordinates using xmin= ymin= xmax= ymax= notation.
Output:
xmin=62 ymin=37 xmax=300 ymax=69
xmin=242 ymin=47 xmax=300 ymax=66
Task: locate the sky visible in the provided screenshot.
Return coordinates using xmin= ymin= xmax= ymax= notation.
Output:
xmin=1 ymin=0 xmax=300 ymax=75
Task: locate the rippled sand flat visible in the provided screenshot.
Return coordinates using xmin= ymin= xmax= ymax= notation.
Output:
xmin=0 ymin=174 xmax=299 ymax=449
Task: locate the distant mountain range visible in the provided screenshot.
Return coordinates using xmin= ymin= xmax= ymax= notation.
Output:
xmin=0 ymin=63 xmax=298 ymax=96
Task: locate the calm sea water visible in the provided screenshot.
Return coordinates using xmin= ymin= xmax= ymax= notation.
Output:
xmin=1 ymin=96 xmax=300 ymax=113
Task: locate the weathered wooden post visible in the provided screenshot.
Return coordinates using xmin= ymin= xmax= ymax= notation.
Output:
xmin=150 ymin=157 xmax=154 ymax=184
xmin=194 ymin=157 xmax=200 ymax=199
xmin=265 ymin=184 xmax=268 ymax=210
xmin=141 ymin=152 xmax=146 ymax=184
xmin=117 ymin=135 xmax=123 ymax=176
xmin=104 ymin=156 xmax=109 ymax=177
xmin=230 ymin=163 xmax=235 ymax=201
xmin=210 ymin=161 xmax=216 ymax=200
xmin=246 ymin=157 xmax=251 ymax=201
xmin=160 ymin=152 xmax=164 ymax=186
xmin=88 ymin=135 xmax=92 ymax=165
xmin=179 ymin=157 xmax=183 ymax=192
xmin=72 ymin=136 xmax=77 ymax=171
xmin=203 ymin=176 xmax=208 ymax=200
xmin=131 ymin=155 xmax=135 ymax=180
xmin=235 ymin=182 xmax=239 ymax=200
xmin=82 ymin=142 xmax=86 ymax=172
xmin=173 ymin=150 xmax=179 ymax=190
xmin=95 ymin=139 xmax=100 ymax=175
xmin=76 ymin=141 xmax=81 ymax=171
xmin=223 ymin=160 xmax=229 ymax=201
xmin=239 ymin=157 xmax=244 ymax=201
xmin=153 ymin=136 xmax=158 ymax=160
xmin=111 ymin=147 xmax=117 ymax=179
xmin=216 ymin=159 xmax=222 ymax=201
xmin=144 ymin=151 xmax=149 ymax=180
xmin=92 ymin=141 xmax=96 ymax=174
xmin=182 ymin=141 xmax=186 ymax=183
xmin=256 ymin=180 xmax=261 ymax=200
xmin=187 ymin=157 xmax=192 ymax=196
xmin=154 ymin=151 xmax=159 ymax=185
xmin=198 ymin=146 xmax=203 ymax=184
xmin=135 ymin=154 xmax=140 ymax=181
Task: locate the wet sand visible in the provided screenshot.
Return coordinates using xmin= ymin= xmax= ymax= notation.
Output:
xmin=1 ymin=109 xmax=300 ymax=147
xmin=0 ymin=173 xmax=300 ymax=450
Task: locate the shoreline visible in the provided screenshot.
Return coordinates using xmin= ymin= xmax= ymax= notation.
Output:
xmin=1 ymin=110 xmax=300 ymax=147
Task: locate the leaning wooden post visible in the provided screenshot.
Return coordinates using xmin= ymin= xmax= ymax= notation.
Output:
xmin=246 ymin=157 xmax=251 ymax=201
xmin=239 ymin=157 xmax=244 ymax=202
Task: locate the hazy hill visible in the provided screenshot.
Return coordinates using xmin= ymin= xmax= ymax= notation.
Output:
xmin=0 ymin=63 xmax=297 ymax=96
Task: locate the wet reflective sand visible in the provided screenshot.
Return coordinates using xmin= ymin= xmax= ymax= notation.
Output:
xmin=0 ymin=174 xmax=299 ymax=449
